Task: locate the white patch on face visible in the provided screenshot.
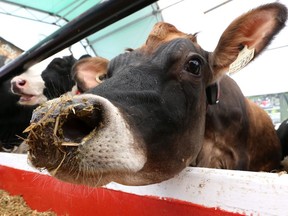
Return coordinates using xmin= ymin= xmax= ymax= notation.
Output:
xmin=28 ymin=94 xmax=147 ymax=186
xmin=10 ymin=52 xmax=70 ymax=106
xmin=74 ymin=94 xmax=147 ymax=173
xmin=10 ymin=64 xmax=47 ymax=106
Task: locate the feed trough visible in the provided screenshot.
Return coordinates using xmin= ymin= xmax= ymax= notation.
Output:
xmin=1 ymin=152 xmax=288 ymax=215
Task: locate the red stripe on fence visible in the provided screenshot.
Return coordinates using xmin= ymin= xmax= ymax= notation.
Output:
xmin=0 ymin=165 xmax=242 ymax=216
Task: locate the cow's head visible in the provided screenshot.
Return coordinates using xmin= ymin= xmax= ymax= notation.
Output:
xmin=26 ymin=3 xmax=287 ymax=186
xmin=11 ymin=55 xmax=76 ymax=105
xmin=71 ymin=56 xmax=109 ymax=93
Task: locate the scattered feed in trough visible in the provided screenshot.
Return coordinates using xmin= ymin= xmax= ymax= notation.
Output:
xmin=0 ymin=189 xmax=56 ymax=216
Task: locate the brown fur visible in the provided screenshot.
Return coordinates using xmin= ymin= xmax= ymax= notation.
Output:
xmin=197 ymin=76 xmax=281 ymax=171
xmin=71 ymin=56 xmax=109 ymax=93
xmin=246 ymin=99 xmax=281 ymax=171
xmin=72 ymin=3 xmax=286 ymax=174
xmin=77 ymin=3 xmax=285 ymax=172
xmin=143 ymin=3 xmax=286 ymax=171
xmin=141 ymin=22 xmax=198 ymax=54
xmin=25 ymin=3 xmax=287 ymax=187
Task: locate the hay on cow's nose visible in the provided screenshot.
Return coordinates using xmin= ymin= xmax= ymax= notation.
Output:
xmin=23 ymin=94 xmax=96 ymax=170
xmin=25 ymin=94 xmax=95 ymax=146
xmin=61 ymin=142 xmax=80 ymax=146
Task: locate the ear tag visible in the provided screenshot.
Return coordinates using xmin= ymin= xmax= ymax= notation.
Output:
xmin=228 ymin=45 xmax=255 ymax=75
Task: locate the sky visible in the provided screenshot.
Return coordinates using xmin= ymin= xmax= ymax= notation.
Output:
xmin=1 ymin=0 xmax=288 ymax=96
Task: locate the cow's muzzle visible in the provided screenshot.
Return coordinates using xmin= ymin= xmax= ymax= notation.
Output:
xmin=25 ymin=94 xmax=146 ymax=186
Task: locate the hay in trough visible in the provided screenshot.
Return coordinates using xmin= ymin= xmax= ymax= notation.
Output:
xmin=0 ymin=189 xmax=56 ymax=215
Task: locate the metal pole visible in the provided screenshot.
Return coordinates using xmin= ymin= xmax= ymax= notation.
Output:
xmin=0 ymin=0 xmax=158 ymax=81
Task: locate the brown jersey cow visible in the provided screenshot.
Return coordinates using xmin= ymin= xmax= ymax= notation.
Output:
xmin=26 ymin=3 xmax=287 ymax=186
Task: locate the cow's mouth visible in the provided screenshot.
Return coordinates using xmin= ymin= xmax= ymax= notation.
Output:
xmin=25 ymin=94 xmax=146 ymax=186
xmin=19 ymin=93 xmax=36 ymax=102
xmin=11 ymin=86 xmax=36 ymax=101
xmin=12 ymin=89 xmax=46 ymax=105
xmin=18 ymin=93 xmax=48 ymax=105
xmin=11 ymin=85 xmax=47 ymax=105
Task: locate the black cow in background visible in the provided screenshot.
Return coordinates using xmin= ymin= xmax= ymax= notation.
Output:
xmin=0 ymin=55 xmax=76 ymax=152
xmin=11 ymin=55 xmax=76 ymax=106
xmin=0 ymin=78 xmax=35 ymax=151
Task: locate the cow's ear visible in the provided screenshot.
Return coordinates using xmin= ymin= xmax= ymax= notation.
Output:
xmin=210 ymin=3 xmax=287 ymax=83
xmin=143 ymin=22 xmax=197 ymax=53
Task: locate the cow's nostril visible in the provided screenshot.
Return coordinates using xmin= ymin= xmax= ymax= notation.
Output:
xmin=61 ymin=104 xmax=103 ymax=144
xmin=18 ymin=79 xmax=26 ymax=86
xmin=62 ymin=116 xmax=95 ymax=143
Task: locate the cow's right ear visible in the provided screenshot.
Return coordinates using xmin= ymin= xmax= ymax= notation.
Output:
xmin=143 ymin=22 xmax=197 ymax=53
xmin=209 ymin=3 xmax=287 ymax=83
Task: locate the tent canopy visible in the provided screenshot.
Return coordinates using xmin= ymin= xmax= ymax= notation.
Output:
xmin=0 ymin=0 xmax=162 ymax=59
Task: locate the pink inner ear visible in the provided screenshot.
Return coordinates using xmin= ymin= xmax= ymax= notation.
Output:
xmin=210 ymin=3 xmax=287 ymax=83
xmin=241 ymin=12 xmax=278 ymax=50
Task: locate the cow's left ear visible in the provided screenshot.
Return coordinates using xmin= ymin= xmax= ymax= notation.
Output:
xmin=210 ymin=3 xmax=287 ymax=83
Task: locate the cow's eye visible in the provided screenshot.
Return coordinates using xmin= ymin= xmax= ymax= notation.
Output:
xmin=185 ymin=57 xmax=202 ymax=76
xmin=99 ymin=74 xmax=106 ymax=81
